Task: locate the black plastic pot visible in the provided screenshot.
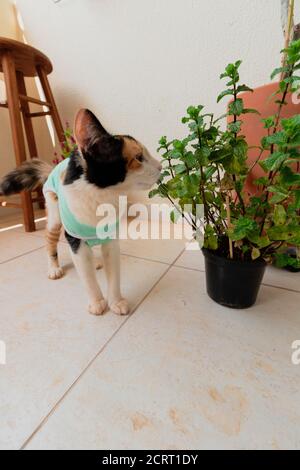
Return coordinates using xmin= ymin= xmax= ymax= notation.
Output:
xmin=202 ymin=248 xmax=266 ymax=309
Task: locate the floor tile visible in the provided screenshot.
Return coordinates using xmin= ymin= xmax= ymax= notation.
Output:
xmin=0 ymin=243 xmax=168 ymax=450
xmin=0 ymin=229 xmax=45 ymax=264
xmin=0 ymin=208 xmax=46 ymax=230
xmin=175 ymin=244 xmax=300 ymax=292
xmin=119 ymin=221 xmax=187 ymax=264
xmin=15 ymin=218 xmax=49 ymax=240
xmin=119 ymin=237 xmax=185 ymax=265
xmin=175 ymin=242 xmax=205 ymax=271
xmin=263 ymin=265 xmax=300 ymax=293
xmin=26 ymin=267 xmax=300 ymax=450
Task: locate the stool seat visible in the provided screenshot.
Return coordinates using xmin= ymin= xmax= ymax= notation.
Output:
xmin=0 ymin=37 xmax=52 ymax=77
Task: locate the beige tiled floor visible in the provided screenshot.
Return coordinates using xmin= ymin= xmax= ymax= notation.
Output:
xmin=0 ymin=216 xmax=299 ymax=450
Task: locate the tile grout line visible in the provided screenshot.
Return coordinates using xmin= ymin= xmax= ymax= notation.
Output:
xmin=261 ymin=282 xmax=300 ymax=294
xmin=119 ymin=252 xmax=173 ymax=266
xmin=0 ymin=245 xmax=45 ymax=265
xmin=174 ymin=264 xmax=300 ymax=294
xmin=20 ymin=246 xmax=186 ymax=450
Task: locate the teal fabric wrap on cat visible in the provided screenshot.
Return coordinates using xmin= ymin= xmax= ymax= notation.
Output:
xmin=43 ymin=158 xmax=117 ymax=247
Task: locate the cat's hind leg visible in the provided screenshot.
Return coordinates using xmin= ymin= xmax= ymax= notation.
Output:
xmin=45 ymin=191 xmax=64 ymax=280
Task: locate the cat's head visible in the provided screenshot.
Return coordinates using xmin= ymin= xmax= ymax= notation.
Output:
xmin=74 ymin=109 xmax=161 ymax=190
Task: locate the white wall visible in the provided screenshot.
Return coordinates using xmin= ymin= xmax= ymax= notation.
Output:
xmin=15 ymin=0 xmax=300 ymax=156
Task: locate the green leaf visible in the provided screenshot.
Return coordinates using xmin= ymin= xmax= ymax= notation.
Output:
xmin=274 ymin=205 xmax=286 ymax=226
xmin=217 ymin=89 xmax=234 ymax=103
xmin=204 ymin=225 xmax=218 ymax=250
xmin=236 ymin=84 xmax=253 ymax=93
xmin=270 ymin=67 xmax=286 ymax=80
xmin=228 ymin=98 xmax=244 ymax=116
xmin=267 ymin=224 xmax=300 ymax=242
xmin=281 ymin=114 xmax=300 ymax=132
xmin=173 ymin=139 xmax=185 ymax=151
xmin=262 ymin=116 xmax=276 ymax=129
xmin=251 ymin=247 xmax=261 ymax=260
xmin=242 ymin=108 xmax=260 ymax=115
xmin=257 ymin=236 xmax=271 ymax=248
xmin=169 ymin=148 xmax=182 ymax=159
xmin=253 ymin=176 xmax=269 ymax=186
xmin=205 ymin=166 xmax=217 ymax=180
xmin=183 ymin=152 xmax=196 ymax=168
xmin=268 ymin=186 xmax=289 ymax=204
xmin=170 ymin=210 xmax=181 ymax=223
xmin=294 ymin=190 xmax=300 ymax=209
xmin=264 ymin=131 xmax=287 ymax=146
xmin=230 ymin=217 xmax=258 ymax=241
xmin=228 ymin=121 xmax=242 ymax=133
xmin=174 ymin=164 xmax=186 ymax=175
xmin=267 ymin=226 xmax=289 ymax=241
xmin=148 ymin=189 xmax=159 ymax=199
xmin=233 ymin=139 xmax=248 ymax=158
xmin=158 ymin=136 xmax=167 ymax=147
xmin=195 ymin=148 xmax=210 ymax=165
xmin=259 ymin=151 xmax=289 ymax=172
xmin=248 ymin=233 xmax=271 ymax=248
xmin=275 ymin=252 xmax=300 ymax=269
xmin=280 ymin=166 xmax=300 ymax=185
xmin=186 ymin=105 xmax=204 ymax=120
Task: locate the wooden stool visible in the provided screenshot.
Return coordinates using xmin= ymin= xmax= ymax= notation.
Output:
xmin=0 ymin=37 xmax=65 ymax=232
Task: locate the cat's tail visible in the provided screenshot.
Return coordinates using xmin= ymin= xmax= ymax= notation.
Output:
xmin=0 ymin=159 xmax=52 ymax=196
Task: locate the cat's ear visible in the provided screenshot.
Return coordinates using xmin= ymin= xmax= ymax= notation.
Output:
xmin=74 ymin=109 xmax=110 ymax=150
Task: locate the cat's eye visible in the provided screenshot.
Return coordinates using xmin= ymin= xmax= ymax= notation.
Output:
xmin=136 ymin=155 xmax=144 ymax=163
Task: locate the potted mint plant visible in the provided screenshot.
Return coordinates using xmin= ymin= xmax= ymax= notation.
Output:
xmin=150 ymin=40 xmax=300 ymax=309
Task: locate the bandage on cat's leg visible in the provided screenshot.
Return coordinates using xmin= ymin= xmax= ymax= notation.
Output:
xmin=45 ymin=192 xmax=64 ymax=280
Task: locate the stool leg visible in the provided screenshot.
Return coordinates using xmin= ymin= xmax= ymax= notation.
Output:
xmin=36 ymin=66 xmax=65 ymax=145
xmin=17 ymin=72 xmax=45 ymax=210
xmin=17 ymin=72 xmax=38 ymax=157
xmin=2 ymin=52 xmax=35 ymax=232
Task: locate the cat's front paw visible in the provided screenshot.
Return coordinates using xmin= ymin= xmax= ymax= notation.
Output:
xmin=48 ymin=267 xmax=64 ymax=280
xmin=88 ymin=299 xmax=108 ymax=316
xmin=110 ymin=298 xmax=130 ymax=316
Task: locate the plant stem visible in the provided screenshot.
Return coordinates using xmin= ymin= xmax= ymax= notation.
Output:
xmin=167 ymin=158 xmax=175 ymax=178
xmin=226 ymin=194 xmax=233 ymax=259
xmin=196 ymin=123 xmax=211 ymax=227
xmin=249 ymin=148 xmax=264 ymax=173
xmin=231 ymin=81 xmax=246 ymax=215
xmin=163 ymin=191 xmax=197 ymax=231
xmin=281 ymin=0 xmax=295 ymax=80
xmin=165 ymin=144 xmax=175 ymax=179
xmin=200 ymin=166 xmax=209 ymax=224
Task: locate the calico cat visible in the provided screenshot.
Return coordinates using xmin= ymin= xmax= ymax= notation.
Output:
xmin=0 ymin=109 xmax=161 ymax=316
